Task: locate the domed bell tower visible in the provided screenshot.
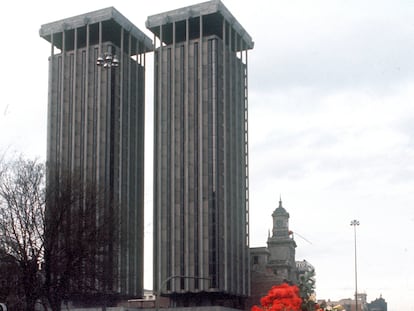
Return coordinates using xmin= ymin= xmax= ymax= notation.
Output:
xmin=267 ymin=197 xmax=297 ymax=283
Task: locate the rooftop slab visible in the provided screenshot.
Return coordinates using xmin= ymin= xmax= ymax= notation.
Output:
xmin=40 ymin=7 xmax=153 ymax=52
xmin=146 ymin=0 xmax=253 ymax=49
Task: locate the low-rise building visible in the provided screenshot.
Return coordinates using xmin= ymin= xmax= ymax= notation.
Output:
xmin=247 ymin=199 xmax=312 ymax=310
xmin=319 ymin=293 xmax=387 ymax=311
xmin=367 ymin=295 xmax=387 ymax=311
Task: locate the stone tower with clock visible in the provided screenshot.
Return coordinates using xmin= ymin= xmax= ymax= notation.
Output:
xmin=267 ymin=198 xmax=297 ymax=282
xmin=247 ymin=198 xmax=301 ymax=310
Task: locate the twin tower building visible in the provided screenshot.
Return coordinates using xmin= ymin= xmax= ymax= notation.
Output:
xmin=40 ymin=0 xmax=253 ymax=307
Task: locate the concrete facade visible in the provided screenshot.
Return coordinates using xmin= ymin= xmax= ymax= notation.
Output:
xmin=147 ymin=0 xmax=253 ymax=307
xmin=40 ymin=7 xmax=152 ymax=298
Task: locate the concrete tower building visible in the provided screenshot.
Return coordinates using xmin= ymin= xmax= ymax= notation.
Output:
xmin=146 ymin=0 xmax=253 ymax=307
xmin=40 ymin=7 xmax=152 ymax=298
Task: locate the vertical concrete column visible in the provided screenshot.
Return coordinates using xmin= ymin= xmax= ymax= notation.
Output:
xmin=184 ymin=16 xmax=190 ymax=291
xmin=71 ymin=27 xmax=78 ymax=173
xmin=156 ymin=24 xmax=163 ymax=292
xmin=197 ymin=14 xmax=205 ymax=290
xmin=134 ymin=38 xmax=140 ymax=297
xmin=59 ymin=29 xmax=66 ymax=177
xmin=243 ymin=45 xmax=251 ymax=296
xmin=83 ymin=23 xmax=90 ymax=185
xmin=234 ymin=29 xmax=241 ymax=294
xmin=47 ymin=33 xmax=54 ymax=170
xmin=153 ymin=31 xmax=158 ymax=293
xmin=221 ymin=17 xmax=228 ymax=291
xmin=170 ymin=20 xmax=176 ymax=293
xmin=228 ymin=22 xmax=234 ymax=292
xmin=96 ymin=21 xmax=102 ymax=190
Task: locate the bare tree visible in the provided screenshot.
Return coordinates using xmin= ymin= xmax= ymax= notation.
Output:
xmin=44 ymin=169 xmax=117 ymax=311
xmin=0 ymin=157 xmax=45 ymax=311
xmin=0 ymin=156 xmax=117 ymax=311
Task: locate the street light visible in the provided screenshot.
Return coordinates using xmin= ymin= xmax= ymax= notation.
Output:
xmin=350 ymin=219 xmax=360 ymax=311
xmin=155 ymin=275 xmax=211 ymax=311
xmin=96 ymin=51 xmax=119 ymax=68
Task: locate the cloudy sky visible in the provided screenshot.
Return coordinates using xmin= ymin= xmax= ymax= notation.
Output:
xmin=1 ymin=0 xmax=413 ymax=310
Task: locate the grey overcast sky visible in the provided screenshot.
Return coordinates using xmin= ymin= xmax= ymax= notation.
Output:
xmin=1 ymin=0 xmax=413 ymax=310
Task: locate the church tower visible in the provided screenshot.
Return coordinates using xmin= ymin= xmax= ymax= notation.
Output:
xmin=267 ymin=198 xmax=297 ymax=282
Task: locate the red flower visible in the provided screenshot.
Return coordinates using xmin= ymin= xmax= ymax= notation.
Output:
xmin=252 ymin=283 xmax=303 ymax=311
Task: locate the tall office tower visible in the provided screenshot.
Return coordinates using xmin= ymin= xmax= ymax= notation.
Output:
xmin=147 ymin=0 xmax=254 ymax=307
xmin=39 ymin=8 xmax=152 ymax=299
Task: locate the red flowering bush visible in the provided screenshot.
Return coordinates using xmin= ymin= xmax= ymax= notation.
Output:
xmin=252 ymin=283 xmax=303 ymax=311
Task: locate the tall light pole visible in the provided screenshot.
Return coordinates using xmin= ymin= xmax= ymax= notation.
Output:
xmin=350 ymin=219 xmax=360 ymax=311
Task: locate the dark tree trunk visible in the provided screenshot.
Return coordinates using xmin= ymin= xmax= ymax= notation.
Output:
xmin=21 ymin=260 xmax=40 ymax=311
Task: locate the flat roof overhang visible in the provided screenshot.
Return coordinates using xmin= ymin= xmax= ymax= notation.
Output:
xmin=146 ymin=0 xmax=254 ymax=50
xmin=40 ymin=7 xmax=153 ymax=53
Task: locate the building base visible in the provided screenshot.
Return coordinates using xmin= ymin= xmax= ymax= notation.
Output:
xmin=71 ymin=307 xmax=245 ymax=311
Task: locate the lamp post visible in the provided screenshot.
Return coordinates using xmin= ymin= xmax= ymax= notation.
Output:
xmin=155 ymin=275 xmax=211 ymax=311
xmin=96 ymin=48 xmax=119 ymax=68
xmin=350 ymin=219 xmax=360 ymax=311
